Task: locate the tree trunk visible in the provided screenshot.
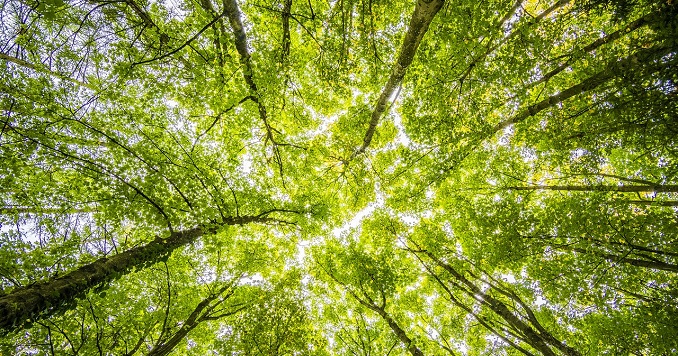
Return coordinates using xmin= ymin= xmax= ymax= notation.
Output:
xmin=570 ymin=247 xmax=678 ymax=273
xmin=0 ymin=215 xmax=267 ymax=334
xmin=425 ymin=251 xmax=581 ymax=356
xmin=492 ymin=44 xmax=675 ymax=133
xmin=356 ymin=0 xmax=445 ymax=155
xmin=329 ymin=266 xmax=425 ymax=356
xmin=507 ymin=184 xmax=678 ymax=193
xmin=0 ymin=52 xmax=96 ymax=90
xmin=147 ymin=282 xmax=242 ymax=356
xmin=280 ymin=0 xmax=293 ymax=63
xmin=222 ymin=0 xmax=285 ymax=170
xmin=411 ymin=250 xmax=536 ymax=356
xmin=528 ymin=7 xmax=668 ymax=89
xmin=374 ymin=306 xmax=425 ymax=356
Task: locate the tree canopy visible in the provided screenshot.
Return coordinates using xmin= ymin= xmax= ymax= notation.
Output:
xmin=1 ymin=0 xmax=677 ymax=354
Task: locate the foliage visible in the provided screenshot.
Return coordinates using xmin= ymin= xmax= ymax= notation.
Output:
xmin=1 ymin=0 xmax=677 ymax=354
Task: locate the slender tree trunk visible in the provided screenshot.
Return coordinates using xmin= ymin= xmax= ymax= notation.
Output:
xmin=354 ymin=293 xmax=424 ymax=356
xmin=356 ymin=0 xmax=445 ymax=155
xmin=424 ymin=251 xmax=581 ymax=356
xmin=373 ymin=306 xmax=425 ymax=356
xmin=147 ymin=282 xmax=243 ymax=356
xmin=492 ymin=43 xmax=675 ymax=133
xmin=0 ymin=52 xmax=96 ymax=90
xmin=413 ymin=251 xmax=535 ymax=356
xmin=223 ymin=0 xmax=258 ymax=92
xmin=222 ymin=0 xmax=268 ymax=128
xmin=507 ymin=184 xmax=678 ymax=193
xmin=569 ymin=247 xmax=678 ymax=273
xmin=325 ymin=266 xmax=425 ymax=356
xmin=280 ymin=0 xmax=293 ymax=63
xmin=222 ymin=0 xmax=287 ymax=173
xmin=123 ymin=0 xmax=160 ymax=30
xmin=0 ymin=215 xmax=268 ymax=334
xmin=528 ymin=7 xmax=669 ymax=89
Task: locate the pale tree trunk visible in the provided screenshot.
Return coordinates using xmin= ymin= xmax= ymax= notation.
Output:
xmin=356 ymin=0 xmax=445 ymax=156
xmin=0 ymin=52 xmax=96 ymax=90
xmin=528 ymin=7 xmax=669 ymax=89
xmin=507 ymin=184 xmax=678 ymax=193
xmin=324 ymin=267 xmax=425 ymax=356
xmin=415 ymin=248 xmax=581 ymax=356
xmin=567 ymin=247 xmax=678 ymax=273
xmin=492 ymin=44 xmax=675 ymax=133
xmin=146 ymin=280 xmax=246 ymax=356
xmin=222 ymin=0 xmax=290 ymax=174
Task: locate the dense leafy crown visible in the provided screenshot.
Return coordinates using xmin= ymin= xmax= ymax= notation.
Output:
xmin=1 ymin=0 xmax=677 ymax=354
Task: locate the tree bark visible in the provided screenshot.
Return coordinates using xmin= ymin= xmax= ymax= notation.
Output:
xmin=507 ymin=184 xmax=678 ymax=193
xmin=147 ymin=282 xmax=243 ymax=356
xmin=0 ymin=215 xmax=269 ymax=334
xmin=281 ymin=0 xmax=293 ymax=63
xmin=0 ymin=52 xmax=96 ymax=90
xmin=373 ymin=306 xmax=425 ymax=356
xmin=222 ymin=0 xmax=286 ymax=173
xmin=353 ymin=293 xmax=424 ymax=356
xmin=324 ymin=266 xmax=425 ymax=356
xmin=356 ymin=0 xmax=445 ymax=156
xmin=569 ymin=247 xmax=678 ymax=273
xmin=528 ymin=7 xmax=669 ymax=89
xmin=492 ymin=43 xmax=675 ymax=133
xmin=411 ymin=250 xmax=535 ymax=356
xmin=424 ymin=251 xmax=581 ymax=356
